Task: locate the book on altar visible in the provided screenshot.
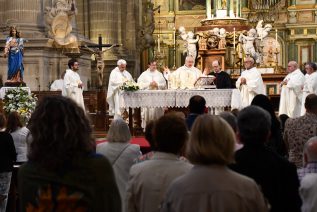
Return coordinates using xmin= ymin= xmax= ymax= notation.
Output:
xmin=194 ymin=76 xmax=216 ymax=89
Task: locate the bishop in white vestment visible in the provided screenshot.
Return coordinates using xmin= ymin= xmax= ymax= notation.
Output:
xmin=279 ymin=61 xmax=305 ymax=118
xmin=165 ymin=56 xmax=202 ymax=89
xmin=64 ymin=59 xmax=85 ymax=111
xmin=236 ymin=57 xmax=265 ymax=107
xmin=106 ymin=59 xmax=133 ymax=119
xmin=301 ymin=63 xmax=317 ymax=115
xmin=137 ymin=61 xmax=167 ymax=128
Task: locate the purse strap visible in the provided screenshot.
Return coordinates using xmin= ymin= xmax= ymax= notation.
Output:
xmin=111 ymin=144 xmax=130 ymax=165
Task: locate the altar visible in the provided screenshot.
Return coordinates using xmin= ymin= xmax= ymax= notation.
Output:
xmin=121 ymin=89 xmax=242 ymax=134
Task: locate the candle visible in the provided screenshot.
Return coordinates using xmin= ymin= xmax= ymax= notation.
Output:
xmin=173 ymin=28 xmax=176 ymax=47
xmin=158 ymin=35 xmax=161 ymax=53
xmin=233 ymin=28 xmax=236 ymax=50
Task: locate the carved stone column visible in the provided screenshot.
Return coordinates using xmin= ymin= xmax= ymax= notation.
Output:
xmin=4 ymin=0 xmax=44 ymax=36
xmin=89 ymin=0 xmax=121 ymax=44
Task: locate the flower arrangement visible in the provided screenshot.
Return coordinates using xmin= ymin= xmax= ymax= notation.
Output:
xmin=3 ymin=87 xmax=37 ymax=123
xmin=119 ymin=80 xmax=139 ymax=91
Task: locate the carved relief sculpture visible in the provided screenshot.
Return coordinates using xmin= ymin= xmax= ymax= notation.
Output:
xmin=45 ymin=0 xmax=79 ymax=52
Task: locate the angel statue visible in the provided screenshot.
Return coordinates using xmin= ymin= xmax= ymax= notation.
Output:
xmin=45 ymin=0 xmax=79 ymax=52
xmin=239 ymin=28 xmax=259 ymax=63
xmin=256 ymin=20 xmax=272 ymax=41
xmin=179 ymin=26 xmax=199 ymax=64
xmin=84 ymin=44 xmax=121 ymax=87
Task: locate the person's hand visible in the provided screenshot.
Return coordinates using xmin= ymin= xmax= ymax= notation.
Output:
xmin=281 ymin=79 xmax=288 ymax=86
xmin=203 ymin=67 xmax=210 ymax=75
xmin=150 ymin=81 xmax=158 ymax=88
xmin=3 ymin=53 xmax=7 ymax=58
xmin=240 ymin=77 xmax=246 ymax=84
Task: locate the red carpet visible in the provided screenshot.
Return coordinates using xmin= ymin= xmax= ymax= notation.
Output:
xmin=96 ymin=137 xmax=151 ymax=153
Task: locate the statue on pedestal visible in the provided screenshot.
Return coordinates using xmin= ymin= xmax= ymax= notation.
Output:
xmin=3 ymin=26 xmax=26 ymax=86
xmin=45 ymin=0 xmax=79 ymax=52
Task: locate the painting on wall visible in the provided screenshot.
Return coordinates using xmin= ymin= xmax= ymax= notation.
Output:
xmin=266 ymin=83 xmax=279 ymax=95
xmin=178 ymin=0 xmax=206 ymax=11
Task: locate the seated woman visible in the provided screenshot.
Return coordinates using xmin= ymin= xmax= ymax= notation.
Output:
xmin=18 ymin=96 xmax=121 ymax=211
xmin=6 ymin=111 xmax=29 ymax=163
xmin=0 ymin=113 xmax=16 ymax=212
xmin=161 ymin=114 xmax=268 ymax=212
xmin=96 ymin=118 xmax=141 ymax=211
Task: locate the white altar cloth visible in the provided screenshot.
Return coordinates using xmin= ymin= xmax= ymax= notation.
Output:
xmin=121 ymin=89 xmax=242 ymax=110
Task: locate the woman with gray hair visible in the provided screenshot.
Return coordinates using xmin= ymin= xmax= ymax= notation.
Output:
xmin=161 ymin=114 xmax=267 ymax=212
xmin=97 ymin=118 xmax=141 ymax=211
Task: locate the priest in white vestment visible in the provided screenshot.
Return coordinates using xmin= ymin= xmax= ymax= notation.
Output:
xmin=235 ymin=57 xmax=265 ymax=107
xmin=164 ymin=56 xmax=202 ymax=89
xmin=301 ymin=62 xmax=317 ymax=115
xmin=106 ymin=59 xmax=133 ymax=119
xmin=64 ymin=59 xmax=85 ymax=111
xmin=137 ymin=61 xmax=167 ymax=128
xmin=50 ymin=71 xmax=66 ymax=96
xmin=279 ymin=61 xmax=305 ymax=118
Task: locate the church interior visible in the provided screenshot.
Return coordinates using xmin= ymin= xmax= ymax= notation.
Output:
xmin=1 ymin=1 xmax=317 ymax=211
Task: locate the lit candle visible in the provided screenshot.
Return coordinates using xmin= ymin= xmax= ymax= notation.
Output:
xmin=158 ymin=35 xmax=161 ymax=52
xmin=233 ymin=28 xmax=236 ymax=50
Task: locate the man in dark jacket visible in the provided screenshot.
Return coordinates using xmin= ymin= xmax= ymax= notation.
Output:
xmin=230 ymin=106 xmax=301 ymax=212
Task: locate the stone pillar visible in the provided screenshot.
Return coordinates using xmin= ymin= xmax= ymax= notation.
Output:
xmin=89 ymin=0 xmax=121 ymax=44
xmin=76 ymin=0 xmax=90 ymax=37
xmin=206 ymin=0 xmax=211 ymax=19
xmin=288 ymin=40 xmax=295 ymax=61
xmin=169 ymin=0 xmax=174 ymax=12
xmin=0 ymin=0 xmax=5 ymax=24
xmin=4 ymin=0 xmax=44 ymax=36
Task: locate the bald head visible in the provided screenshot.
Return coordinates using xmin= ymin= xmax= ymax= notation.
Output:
xmin=212 ymin=60 xmax=221 ymax=73
xmin=243 ymin=57 xmax=255 ymax=69
xmin=304 ymin=136 xmax=317 ymax=164
xmin=185 ymin=56 xmax=194 ymax=68
xmin=287 ymin=61 xmax=298 ymax=73
xmin=305 ymin=94 xmax=317 ymax=114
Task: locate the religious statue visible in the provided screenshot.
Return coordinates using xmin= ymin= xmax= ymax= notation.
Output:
xmin=84 ymin=44 xmax=120 ymax=88
xmin=221 ymin=0 xmax=227 ymax=9
xmin=45 ymin=0 xmax=79 ymax=52
xmin=139 ymin=1 xmax=160 ymax=50
xmin=179 ymin=26 xmax=199 ymax=62
xmin=256 ymin=20 xmax=272 ymax=41
xmin=217 ymin=28 xmax=226 ymax=49
xmin=239 ymin=29 xmax=259 ymax=62
xmin=3 ymin=26 xmax=25 ymax=84
xmin=266 ymin=41 xmax=275 ymax=66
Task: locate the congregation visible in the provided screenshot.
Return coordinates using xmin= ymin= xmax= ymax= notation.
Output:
xmin=1 ymin=55 xmax=317 ymax=212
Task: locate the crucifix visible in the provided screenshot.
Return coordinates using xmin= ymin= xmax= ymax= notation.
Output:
xmin=83 ymin=34 xmax=121 ymax=88
xmin=82 ymin=34 xmax=121 ymax=131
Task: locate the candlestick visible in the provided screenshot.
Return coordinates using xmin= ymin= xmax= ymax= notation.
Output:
xmin=173 ymin=28 xmax=176 ymax=47
xmin=233 ymin=28 xmax=236 ymax=50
